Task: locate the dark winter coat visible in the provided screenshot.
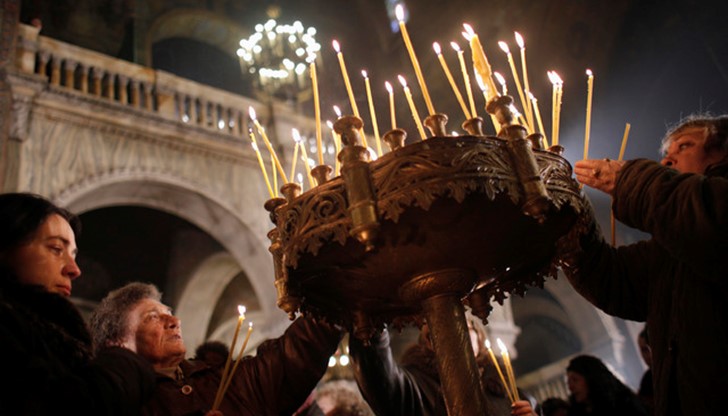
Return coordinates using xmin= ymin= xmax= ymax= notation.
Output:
xmin=0 ymin=273 xmax=155 ymax=415
xmin=563 ymin=158 xmax=728 ymax=416
xmin=350 ymin=329 xmax=514 ymax=416
xmin=140 ymin=316 xmax=342 ymax=416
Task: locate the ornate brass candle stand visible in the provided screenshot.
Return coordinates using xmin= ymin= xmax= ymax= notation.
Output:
xmin=264 ymin=95 xmax=586 ymax=415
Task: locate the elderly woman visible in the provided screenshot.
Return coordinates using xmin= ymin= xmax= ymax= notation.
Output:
xmin=0 ymin=192 xmax=155 ymax=415
xmin=90 ymin=281 xmax=343 ymax=415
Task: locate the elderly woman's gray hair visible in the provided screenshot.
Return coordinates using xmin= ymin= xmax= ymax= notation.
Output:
xmin=89 ymin=282 xmax=161 ymax=352
xmin=661 ymin=113 xmax=728 ymax=156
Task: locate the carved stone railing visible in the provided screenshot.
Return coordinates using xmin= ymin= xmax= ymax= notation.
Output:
xmin=13 ymin=23 xmax=317 ymax=144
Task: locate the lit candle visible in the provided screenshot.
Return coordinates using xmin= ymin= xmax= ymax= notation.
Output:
xmin=289 ymin=130 xmax=300 ymax=181
xmin=485 ymin=339 xmax=514 ymax=402
xmin=332 ymin=40 xmax=360 ymax=118
xmin=249 ymin=107 xmax=289 ymax=183
xmin=450 ymin=41 xmax=476 ymax=118
xmin=498 ymin=41 xmax=531 ymax=132
xmin=612 ymin=122 xmax=631 ymax=246
xmin=497 ymin=338 xmax=520 ymax=402
xmin=434 ymin=42 xmax=471 ymax=119
xmin=515 ymin=32 xmax=534 ymax=133
xmin=310 ymin=62 xmax=324 ymax=165
xmin=292 ymin=128 xmax=315 ymax=188
xmin=529 ymin=92 xmax=548 ymax=145
xmin=555 ymin=73 xmax=563 ymax=147
xmin=327 ymin=120 xmax=342 ymax=176
xmin=494 ymin=71 xmax=507 ymax=96
xmin=584 ymin=69 xmax=594 ymax=160
xmin=395 ymin=4 xmax=435 ymax=115
xmin=214 ymin=322 xmax=254 ymax=410
xmin=462 ymin=23 xmax=499 ymax=101
xmin=475 ymin=73 xmax=500 ymax=133
xmin=398 ymin=75 xmax=428 ymax=140
xmin=214 ymin=305 xmax=245 ymax=409
xmin=385 ymin=81 xmax=396 ymax=130
xmin=271 ymin=155 xmax=277 ymax=195
xmin=248 ymin=131 xmax=274 ymax=198
xmin=362 ymin=70 xmax=383 ymax=157
xmin=548 ymin=71 xmax=563 ymax=146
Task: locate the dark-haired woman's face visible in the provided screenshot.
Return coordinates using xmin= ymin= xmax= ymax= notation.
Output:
xmin=5 ymin=214 xmax=81 ymax=296
xmin=567 ymin=371 xmax=589 ymax=403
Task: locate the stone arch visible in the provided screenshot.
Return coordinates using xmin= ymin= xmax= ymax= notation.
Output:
xmin=144 ymin=9 xmax=247 ymax=66
xmin=54 ymin=172 xmax=279 ymax=324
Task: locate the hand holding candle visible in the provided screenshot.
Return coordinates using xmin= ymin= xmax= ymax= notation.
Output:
xmin=496 ymin=338 xmax=520 ymax=402
xmin=398 ymin=75 xmax=428 ymax=140
xmin=213 ymin=305 xmax=245 ymax=409
xmin=485 ymin=338 xmax=514 ymax=402
xmin=584 ymin=69 xmax=594 ymax=160
xmin=214 ymin=321 xmax=254 ymax=410
xmin=396 ymin=4 xmax=435 ymax=115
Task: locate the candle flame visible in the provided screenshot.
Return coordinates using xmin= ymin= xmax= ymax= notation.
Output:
xmin=297 ymin=172 xmax=303 ymax=183
xmin=462 ymin=23 xmax=475 ymax=36
xmin=475 ymin=73 xmax=486 ymax=91
xmin=332 ymin=39 xmax=340 ymax=53
xmin=292 ymin=128 xmax=301 ymax=142
xmin=485 ymin=338 xmax=492 ymax=349
xmin=395 ymin=4 xmax=404 ymax=21
xmin=248 ymin=106 xmax=257 ymax=121
xmin=333 ymin=105 xmax=342 ymax=117
xmin=397 ymin=74 xmax=407 ymax=88
xmin=248 ymin=322 xmax=253 ymax=328
xmin=586 ymin=69 xmax=593 ymax=77
xmin=251 ymin=141 xmax=259 ymax=151
xmin=496 ymin=337 xmax=507 ymax=354
xmin=461 ymin=31 xmax=472 ymax=41
xmin=450 ymin=41 xmax=461 ymax=52
xmin=361 ymin=69 xmax=368 ymax=78
xmin=528 ymin=91 xmax=535 ymax=100
xmin=385 ymin=81 xmax=393 ymax=94
xmin=494 ymin=71 xmax=506 ymax=86
xmin=432 ymin=42 xmax=441 ymax=55
xmin=238 ymin=305 xmax=246 ymax=316
xmin=498 ymin=41 xmax=510 ymax=54
xmin=515 ymin=32 xmax=524 ymax=49
xmin=326 ymin=119 xmax=334 ymax=129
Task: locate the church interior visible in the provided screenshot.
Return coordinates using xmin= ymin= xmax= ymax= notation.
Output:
xmin=2 ymin=0 xmax=727 ymax=404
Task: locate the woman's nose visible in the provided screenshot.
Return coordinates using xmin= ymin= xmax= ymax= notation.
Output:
xmin=661 ymin=157 xmax=674 ymax=167
xmin=63 ymin=257 xmax=82 ymax=280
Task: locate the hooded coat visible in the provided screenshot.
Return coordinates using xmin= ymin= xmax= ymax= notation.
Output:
xmin=563 ymin=158 xmax=728 ymax=416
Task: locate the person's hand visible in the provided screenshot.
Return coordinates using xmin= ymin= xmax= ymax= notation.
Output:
xmin=574 ymin=158 xmax=626 ymax=195
xmin=511 ymin=399 xmax=537 ymax=416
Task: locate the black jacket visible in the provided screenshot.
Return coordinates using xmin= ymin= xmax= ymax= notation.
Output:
xmin=563 ymin=159 xmax=728 ymax=416
xmin=350 ymin=329 xmax=514 ymax=416
xmin=0 ymin=274 xmax=155 ymax=415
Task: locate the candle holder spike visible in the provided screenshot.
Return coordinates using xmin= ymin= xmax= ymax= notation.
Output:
xmin=382 ymin=128 xmax=407 ymax=151
xmin=424 ymin=113 xmax=449 ymax=137
xmin=462 ymin=117 xmax=485 ymax=136
xmin=280 ymin=182 xmax=301 ymax=202
xmin=334 ymin=116 xmax=380 ymax=251
xmin=311 ymin=165 xmax=333 ymax=186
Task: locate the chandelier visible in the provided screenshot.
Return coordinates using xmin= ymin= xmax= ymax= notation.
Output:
xmin=237 ymin=18 xmax=320 ymax=100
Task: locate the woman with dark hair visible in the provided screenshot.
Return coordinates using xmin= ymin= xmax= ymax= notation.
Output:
xmin=0 ymin=192 xmax=155 ymax=415
xmin=565 ymin=355 xmax=647 ymax=416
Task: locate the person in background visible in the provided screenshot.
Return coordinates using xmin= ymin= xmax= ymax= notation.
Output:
xmin=565 ymin=355 xmax=646 ymax=416
xmin=314 ymin=379 xmax=374 ymax=416
xmin=349 ymin=311 xmax=537 ymax=416
xmin=539 ymin=397 xmax=569 ymax=416
xmin=90 ymin=281 xmax=343 ymax=416
xmin=566 ymin=114 xmax=728 ymax=416
xmin=0 ymin=192 xmax=155 ymax=415
xmin=636 ymin=327 xmax=654 ymax=415
xmin=195 ymin=339 xmax=230 ymax=369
